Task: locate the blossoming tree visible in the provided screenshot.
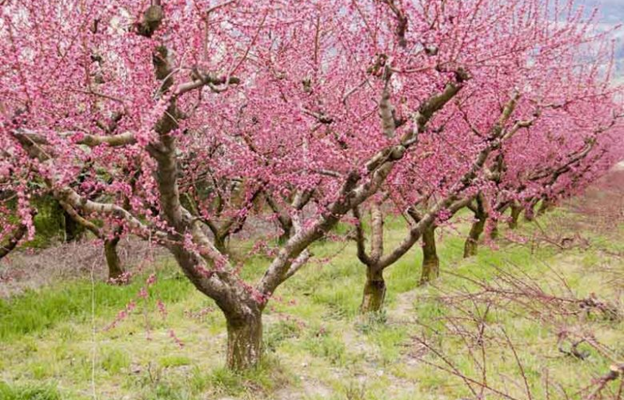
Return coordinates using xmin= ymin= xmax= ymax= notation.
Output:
xmin=0 ymin=0 xmax=621 ymax=369
xmin=348 ymin=1 xmax=624 ymax=312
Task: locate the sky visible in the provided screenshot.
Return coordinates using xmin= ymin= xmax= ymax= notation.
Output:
xmin=584 ymin=0 xmax=624 ymax=79
xmin=580 ymin=0 xmax=624 ymax=24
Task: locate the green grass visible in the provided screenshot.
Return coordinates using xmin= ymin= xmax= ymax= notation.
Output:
xmin=0 ymin=207 xmax=622 ymax=399
xmin=0 ymin=265 xmax=192 ymax=341
xmin=0 ymin=381 xmax=62 ymax=400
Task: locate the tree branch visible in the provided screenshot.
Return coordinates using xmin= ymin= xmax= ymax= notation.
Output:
xmin=256 ymin=73 xmax=469 ymax=296
xmin=0 ymin=222 xmax=29 ymax=260
xmin=353 ymin=206 xmax=372 ymax=266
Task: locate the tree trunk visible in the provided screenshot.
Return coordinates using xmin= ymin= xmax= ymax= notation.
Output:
xmin=420 ymin=225 xmax=439 ymax=285
xmin=489 ymin=220 xmax=499 ymax=240
xmin=464 ymin=202 xmax=488 ymax=258
xmin=226 ymin=311 xmax=263 ymax=371
xmin=214 ymin=233 xmax=229 ymax=255
xmin=63 ymin=209 xmax=85 ymax=242
xmin=491 ymin=201 xmax=510 ymax=238
xmin=537 ymin=199 xmax=553 ymax=216
xmin=104 ymin=237 xmax=125 ymax=281
xmin=0 ymin=224 xmax=27 ymax=260
xmin=524 ymin=199 xmax=537 ymax=222
xmin=509 ymin=204 xmax=522 ymax=229
xmin=360 ymin=267 xmax=386 ymax=314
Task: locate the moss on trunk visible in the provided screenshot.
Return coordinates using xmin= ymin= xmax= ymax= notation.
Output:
xmin=420 ymin=225 xmax=440 ymax=284
xmin=226 ymin=312 xmax=263 ymax=371
xmin=464 ymin=216 xmax=486 ymax=258
xmin=489 ymin=221 xmax=499 ymax=240
xmin=464 ymin=196 xmax=488 ymax=258
xmin=104 ymin=237 xmax=125 ymax=282
xmin=509 ymin=204 xmax=522 ymax=229
xmin=360 ymin=267 xmax=386 ymax=314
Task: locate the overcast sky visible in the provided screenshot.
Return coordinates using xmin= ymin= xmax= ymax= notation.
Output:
xmin=578 ymin=0 xmax=624 ymax=24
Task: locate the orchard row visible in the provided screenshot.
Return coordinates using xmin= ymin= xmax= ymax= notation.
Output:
xmin=1 ymin=0 xmax=622 ymax=370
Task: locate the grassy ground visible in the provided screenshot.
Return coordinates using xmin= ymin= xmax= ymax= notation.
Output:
xmin=0 ymin=204 xmax=623 ymax=400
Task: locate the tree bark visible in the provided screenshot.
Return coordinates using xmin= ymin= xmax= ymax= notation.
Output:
xmin=464 ymin=197 xmax=488 ymax=258
xmin=58 ymin=200 xmax=126 ymax=282
xmin=360 ymin=267 xmax=386 ymax=314
xmin=0 ymin=224 xmax=27 ymax=260
xmin=509 ymin=204 xmax=522 ymax=229
xmin=104 ymin=236 xmax=125 ymax=281
xmin=464 ymin=217 xmax=486 ymax=258
xmin=524 ymin=199 xmax=538 ymax=222
xmin=491 ymin=201 xmax=510 ymax=238
xmin=420 ymin=225 xmax=439 ymax=285
xmin=489 ymin=220 xmax=499 ymax=240
xmin=213 ymin=233 xmax=229 ymax=255
xmin=226 ymin=310 xmax=263 ymax=371
xmin=63 ymin=209 xmax=85 ymax=242
xmin=537 ymin=198 xmax=553 ymax=216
